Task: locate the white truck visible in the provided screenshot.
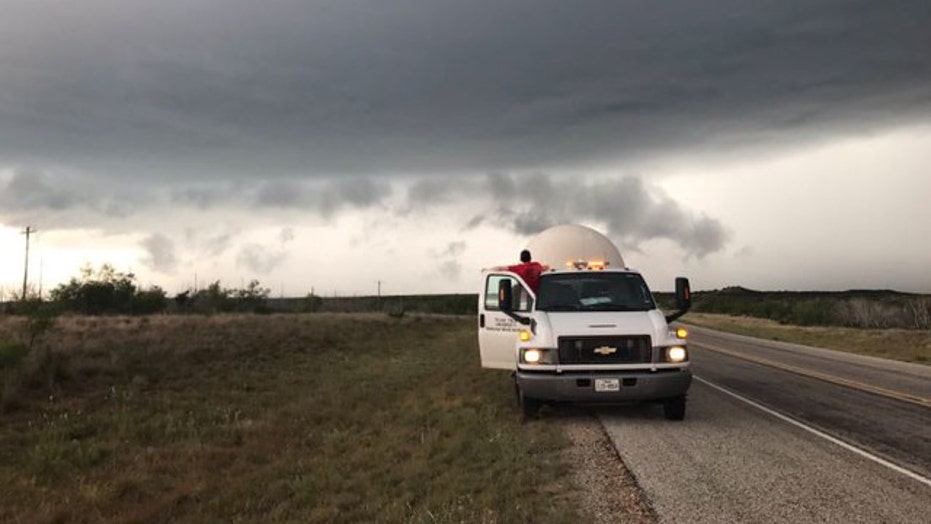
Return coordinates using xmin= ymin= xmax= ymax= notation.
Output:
xmin=478 ymin=224 xmax=693 ymax=420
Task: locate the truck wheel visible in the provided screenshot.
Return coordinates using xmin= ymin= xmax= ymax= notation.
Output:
xmin=519 ymin=388 xmax=541 ymax=420
xmin=663 ymin=395 xmax=686 ymax=421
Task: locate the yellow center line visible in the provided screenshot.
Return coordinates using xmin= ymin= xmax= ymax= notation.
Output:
xmin=692 ymin=341 xmax=931 ymax=409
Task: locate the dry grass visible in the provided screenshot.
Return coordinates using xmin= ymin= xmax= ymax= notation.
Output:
xmin=683 ymin=313 xmax=931 ymax=364
xmin=0 ymin=313 xmax=590 ymax=523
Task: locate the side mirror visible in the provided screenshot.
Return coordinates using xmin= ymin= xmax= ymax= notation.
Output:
xmin=498 ymin=279 xmax=513 ymax=312
xmin=665 ymin=277 xmax=692 ymax=323
xmin=675 ymin=277 xmax=692 ymax=310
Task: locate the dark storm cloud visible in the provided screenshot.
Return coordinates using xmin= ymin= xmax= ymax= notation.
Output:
xmin=495 ymin=174 xmax=730 ymax=258
xmin=253 ymin=178 xmax=390 ymax=214
xmin=0 ymin=169 xmax=391 ymax=228
xmin=0 ymin=170 xmax=79 ymax=211
xmin=0 ymin=1 xmax=928 ymax=181
xmin=0 ymin=169 xmax=148 ymax=226
xmin=408 ymin=173 xmax=729 ymax=258
xmin=171 ymin=184 xmax=245 ymax=210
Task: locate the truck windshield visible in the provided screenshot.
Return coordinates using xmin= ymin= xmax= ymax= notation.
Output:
xmin=536 ymin=272 xmax=655 ymax=312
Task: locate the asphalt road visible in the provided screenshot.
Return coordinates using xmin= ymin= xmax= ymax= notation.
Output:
xmin=685 ymin=325 xmax=931 ymax=402
xmin=599 ymin=326 xmax=931 ymax=523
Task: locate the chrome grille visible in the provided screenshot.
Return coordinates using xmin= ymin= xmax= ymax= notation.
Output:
xmin=557 ymin=336 xmax=652 ymax=364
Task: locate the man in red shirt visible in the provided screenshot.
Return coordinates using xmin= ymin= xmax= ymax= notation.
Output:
xmin=496 ymin=250 xmax=547 ymax=292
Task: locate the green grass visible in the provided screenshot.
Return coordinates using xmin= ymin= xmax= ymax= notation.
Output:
xmin=654 ymin=287 xmax=931 ymax=330
xmin=683 ymin=313 xmax=931 ymax=364
xmin=0 ymin=313 xmax=579 ymax=523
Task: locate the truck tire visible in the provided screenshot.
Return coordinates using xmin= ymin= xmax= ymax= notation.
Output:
xmin=519 ymin=388 xmax=541 ymax=420
xmin=663 ymin=395 xmax=686 ymax=421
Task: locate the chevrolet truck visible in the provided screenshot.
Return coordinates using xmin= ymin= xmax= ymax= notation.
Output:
xmin=478 ymin=224 xmax=693 ymax=419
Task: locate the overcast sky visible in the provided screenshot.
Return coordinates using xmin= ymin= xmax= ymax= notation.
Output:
xmin=1 ymin=0 xmax=929 ymax=297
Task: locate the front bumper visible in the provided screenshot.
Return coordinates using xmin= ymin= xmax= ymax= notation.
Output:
xmin=516 ymin=368 xmax=692 ymax=402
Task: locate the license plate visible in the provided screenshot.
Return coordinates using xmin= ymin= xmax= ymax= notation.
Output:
xmin=595 ymin=378 xmax=620 ymax=392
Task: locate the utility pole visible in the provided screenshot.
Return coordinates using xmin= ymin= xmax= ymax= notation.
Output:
xmin=377 ymin=280 xmax=382 ymax=311
xmin=21 ymin=226 xmax=35 ymax=301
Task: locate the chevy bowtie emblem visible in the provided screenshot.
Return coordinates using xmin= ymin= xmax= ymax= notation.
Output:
xmin=593 ymin=346 xmax=617 ymax=355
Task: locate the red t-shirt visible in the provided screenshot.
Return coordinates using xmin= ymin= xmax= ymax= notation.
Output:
xmin=507 ymin=262 xmax=544 ymax=292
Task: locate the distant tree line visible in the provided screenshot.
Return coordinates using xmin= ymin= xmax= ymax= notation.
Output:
xmin=1 ymin=262 xmax=477 ymax=318
xmin=2 ymin=264 xmax=272 ymax=316
xmin=656 ymin=287 xmax=931 ymax=330
xmin=6 ymin=266 xmax=928 ymax=329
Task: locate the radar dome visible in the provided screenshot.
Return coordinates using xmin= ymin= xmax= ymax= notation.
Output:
xmin=525 ymin=224 xmax=625 ymax=270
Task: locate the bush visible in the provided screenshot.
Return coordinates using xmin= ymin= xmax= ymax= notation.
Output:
xmin=232 ymin=280 xmax=270 ymax=313
xmin=50 ymin=264 xmax=136 ymax=315
xmin=48 ymin=264 xmax=169 ymax=316
xmin=180 ymin=280 xmax=271 ymax=314
xmin=133 ymin=286 xmax=168 ymax=315
xmin=1 ymin=304 xmax=59 ymax=410
xmin=301 ymin=293 xmax=323 ymax=313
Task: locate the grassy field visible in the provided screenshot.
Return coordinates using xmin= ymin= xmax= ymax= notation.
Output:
xmin=682 ymin=313 xmax=931 ymax=364
xmin=0 ymin=313 xmax=590 ymax=523
xmin=655 ymin=287 xmax=931 ymax=330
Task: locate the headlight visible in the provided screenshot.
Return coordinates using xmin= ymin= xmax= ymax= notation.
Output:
xmin=666 ymin=346 xmax=688 ymax=363
xmin=675 ymin=327 xmax=688 ymax=339
xmin=520 ymin=348 xmax=556 ymax=364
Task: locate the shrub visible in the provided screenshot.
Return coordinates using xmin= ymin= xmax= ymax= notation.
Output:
xmin=50 ymin=264 xmax=136 ymax=315
xmin=231 ymin=280 xmax=270 ymax=313
xmin=183 ymin=280 xmax=271 ymax=314
xmin=133 ymin=286 xmax=168 ymax=315
xmin=301 ymin=293 xmax=323 ymax=313
xmin=1 ymin=304 xmax=59 ymax=410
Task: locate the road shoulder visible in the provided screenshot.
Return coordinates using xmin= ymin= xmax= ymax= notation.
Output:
xmin=556 ymin=414 xmax=656 ymax=523
xmin=600 ymin=381 xmax=931 ymax=523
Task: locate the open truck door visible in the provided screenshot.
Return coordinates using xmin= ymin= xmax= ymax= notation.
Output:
xmin=478 ymin=271 xmax=534 ymax=369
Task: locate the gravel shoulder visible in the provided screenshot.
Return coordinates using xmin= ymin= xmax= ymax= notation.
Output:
xmin=553 ymin=411 xmax=656 ymax=523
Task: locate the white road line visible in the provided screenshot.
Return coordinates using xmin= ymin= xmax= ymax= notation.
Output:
xmin=691 ymin=340 xmax=930 ymax=408
xmin=694 ymin=375 xmax=931 ymax=489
